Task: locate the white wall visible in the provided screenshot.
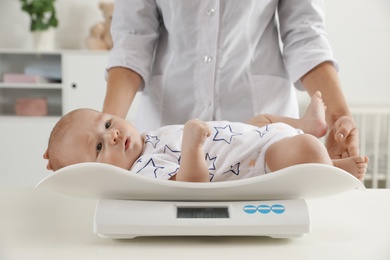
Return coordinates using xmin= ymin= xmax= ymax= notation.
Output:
xmin=0 ymin=0 xmax=104 ymax=49
xmin=325 ymin=0 xmax=390 ymax=106
xmin=0 ymin=0 xmax=389 ymax=105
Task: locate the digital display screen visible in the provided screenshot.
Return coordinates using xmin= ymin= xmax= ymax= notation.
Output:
xmin=177 ymin=207 xmax=230 ymax=219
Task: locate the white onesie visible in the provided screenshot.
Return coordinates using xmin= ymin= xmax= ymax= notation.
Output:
xmin=130 ymin=122 xmax=303 ymax=182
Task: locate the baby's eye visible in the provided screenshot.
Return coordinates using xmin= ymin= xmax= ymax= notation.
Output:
xmin=96 ymin=143 xmax=103 ymax=153
xmin=105 ymin=121 xmax=111 ymax=129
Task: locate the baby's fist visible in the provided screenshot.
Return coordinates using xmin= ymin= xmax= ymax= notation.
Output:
xmin=183 ymin=118 xmax=211 ymax=147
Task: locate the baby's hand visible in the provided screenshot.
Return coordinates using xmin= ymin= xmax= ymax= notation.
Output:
xmin=183 ymin=118 xmax=211 ymax=149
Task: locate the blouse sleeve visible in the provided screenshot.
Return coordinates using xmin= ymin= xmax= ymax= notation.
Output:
xmin=278 ymin=0 xmax=339 ymax=90
xmin=107 ymin=0 xmax=161 ymax=90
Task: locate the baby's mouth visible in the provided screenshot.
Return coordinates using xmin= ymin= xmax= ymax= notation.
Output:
xmin=125 ymin=137 xmax=130 ymax=151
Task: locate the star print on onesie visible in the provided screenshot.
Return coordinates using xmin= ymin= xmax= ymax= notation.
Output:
xmin=135 ymin=158 xmax=164 ymax=178
xmin=130 ymin=122 xmax=304 ymax=182
xmin=163 ymin=145 xmax=181 ymax=177
xmin=205 ymin=153 xmax=217 ymax=181
xmin=213 ymin=124 xmax=242 ymax=144
xmin=222 ymin=162 xmax=241 ymax=176
xmin=255 ymin=124 xmax=269 ymax=138
xmin=163 ymin=145 xmax=181 ymax=164
xmin=145 ymin=135 xmax=160 ymax=148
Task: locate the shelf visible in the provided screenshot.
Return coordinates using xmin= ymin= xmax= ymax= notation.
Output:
xmin=0 ymin=49 xmax=62 ymax=55
xmin=0 ymin=88 xmax=62 ymax=116
xmin=0 ymin=83 xmax=62 ymax=89
xmin=0 ymin=115 xmax=60 ymax=122
xmin=0 ymin=51 xmax=62 ymax=117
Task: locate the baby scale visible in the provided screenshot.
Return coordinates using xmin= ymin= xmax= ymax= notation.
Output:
xmin=36 ymin=163 xmax=365 ymax=239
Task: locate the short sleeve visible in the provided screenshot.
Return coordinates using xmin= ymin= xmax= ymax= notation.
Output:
xmin=106 ymin=0 xmax=161 ymax=90
xmin=278 ymin=0 xmax=339 ymax=90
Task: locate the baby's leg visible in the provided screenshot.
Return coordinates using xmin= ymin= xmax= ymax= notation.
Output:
xmin=248 ymin=91 xmax=327 ymax=138
xmin=332 ymin=156 xmax=369 ymax=181
xmin=265 ymin=134 xmax=332 ymax=172
xmin=266 ymin=133 xmax=369 ymax=182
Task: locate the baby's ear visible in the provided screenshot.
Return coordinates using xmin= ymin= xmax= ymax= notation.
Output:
xmin=43 ymin=149 xmax=54 ymax=171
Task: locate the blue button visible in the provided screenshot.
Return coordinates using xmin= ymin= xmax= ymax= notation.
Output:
xmin=271 ymin=204 xmax=285 ymax=214
xmin=243 ymin=205 xmax=257 ymax=214
xmin=257 ymin=205 xmax=271 ymax=214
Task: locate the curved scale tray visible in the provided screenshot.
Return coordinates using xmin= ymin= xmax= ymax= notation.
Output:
xmin=35 ymin=163 xmax=365 ymax=201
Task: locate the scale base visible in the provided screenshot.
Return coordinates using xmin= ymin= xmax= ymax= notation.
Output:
xmin=94 ymin=199 xmax=310 ymax=239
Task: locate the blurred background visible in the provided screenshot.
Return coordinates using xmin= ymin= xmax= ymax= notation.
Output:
xmin=0 ymin=0 xmax=389 ymax=187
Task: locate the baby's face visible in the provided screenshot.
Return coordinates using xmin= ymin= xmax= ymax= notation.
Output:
xmin=61 ymin=110 xmax=143 ymax=170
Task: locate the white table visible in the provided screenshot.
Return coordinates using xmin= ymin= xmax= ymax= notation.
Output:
xmin=1 ymin=187 xmax=389 ymax=260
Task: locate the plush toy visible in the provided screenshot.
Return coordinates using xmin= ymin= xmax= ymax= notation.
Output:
xmin=86 ymin=1 xmax=114 ymax=50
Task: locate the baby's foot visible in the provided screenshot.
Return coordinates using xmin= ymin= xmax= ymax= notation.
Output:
xmin=300 ymin=91 xmax=328 ymax=138
xmin=332 ymin=155 xmax=369 ymax=182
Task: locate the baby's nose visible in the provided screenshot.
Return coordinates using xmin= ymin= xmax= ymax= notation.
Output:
xmin=109 ymin=129 xmax=120 ymax=144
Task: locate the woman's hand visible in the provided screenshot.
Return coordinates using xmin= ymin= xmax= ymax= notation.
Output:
xmin=326 ymin=116 xmax=360 ymax=159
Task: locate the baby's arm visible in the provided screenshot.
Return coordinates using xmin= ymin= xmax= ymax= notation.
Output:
xmin=175 ymin=119 xmax=211 ymax=182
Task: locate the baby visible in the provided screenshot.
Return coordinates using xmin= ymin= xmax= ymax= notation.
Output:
xmin=44 ymin=92 xmax=368 ymax=182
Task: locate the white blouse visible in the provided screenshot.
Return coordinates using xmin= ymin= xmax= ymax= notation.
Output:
xmin=107 ymin=0 xmax=337 ymax=132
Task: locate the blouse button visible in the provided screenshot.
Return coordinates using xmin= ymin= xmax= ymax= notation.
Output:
xmin=203 ymin=99 xmax=212 ymax=107
xmin=206 ymin=8 xmax=215 ymax=16
xmin=203 ymin=55 xmax=213 ymax=63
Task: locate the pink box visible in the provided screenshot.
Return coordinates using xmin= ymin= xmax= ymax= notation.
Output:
xmin=15 ymin=97 xmax=48 ymax=116
xmin=3 ymin=73 xmax=49 ymax=83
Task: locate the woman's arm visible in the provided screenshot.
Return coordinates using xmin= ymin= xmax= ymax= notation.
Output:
xmin=301 ymin=62 xmax=360 ymax=159
xmin=103 ymin=0 xmax=159 ymax=118
xmin=103 ymin=67 xmax=142 ymax=119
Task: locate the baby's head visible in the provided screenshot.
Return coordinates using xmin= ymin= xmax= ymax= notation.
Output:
xmin=44 ymin=108 xmax=144 ymax=171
